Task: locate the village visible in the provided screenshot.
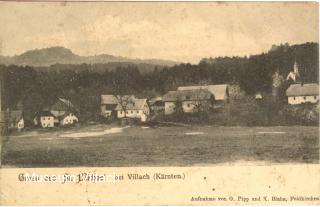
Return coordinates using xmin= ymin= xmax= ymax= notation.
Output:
xmin=1 ymin=60 xmax=319 ymax=132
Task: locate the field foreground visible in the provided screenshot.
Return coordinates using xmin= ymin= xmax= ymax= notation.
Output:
xmin=1 ymin=125 xmax=319 ymax=167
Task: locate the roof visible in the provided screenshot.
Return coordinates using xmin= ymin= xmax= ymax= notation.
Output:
xmin=286 ymin=83 xmax=319 ymax=96
xmin=36 ymin=111 xmax=55 ymax=117
xmin=101 ymin=95 xmax=135 ymax=104
xmin=115 ymin=98 xmax=148 ymax=111
xmin=149 ymin=97 xmax=163 ymax=105
xmin=101 ymin=95 xmax=118 ymax=104
xmin=0 ymin=110 xmax=23 ymax=123
xmin=177 ymin=84 xmax=228 ymax=100
xmin=163 ymin=89 xmax=213 ymax=102
xmin=51 ymin=98 xmax=75 ymax=111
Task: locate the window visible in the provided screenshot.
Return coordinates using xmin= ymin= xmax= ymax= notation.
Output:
xmin=293 ymin=97 xmax=296 ymax=100
xmin=314 ymin=96 xmax=317 ymax=100
xmin=131 ymin=111 xmax=133 ymax=114
xmin=303 ymin=96 xmax=306 ymax=100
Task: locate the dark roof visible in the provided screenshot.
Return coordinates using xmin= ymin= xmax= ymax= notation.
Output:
xmin=177 ymin=84 xmax=228 ymax=100
xmin=101 ymin=95 xmax=136 ymax=105
xmin=0 ymin=110 xmax=23 ymax=123
xmin=163 ymin=89 xmax=213 ymax=102
xmin=115 ymin=98 xmax=148 ymax=111
xmin=101 ymin=95 xmax=119 ymax=105
xmin=105 ymin=104 xmax=118 ymax=110
xmin=51 ymin=98 xmax=75 ymax=111
xmin=35 ymin=111 xmax=55 ymax=117
xmin=286 ymin=83 xmax=319 ymax=96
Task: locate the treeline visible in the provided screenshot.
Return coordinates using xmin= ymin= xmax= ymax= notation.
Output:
xmin=0 ymin=42 xmax=318 ymax=123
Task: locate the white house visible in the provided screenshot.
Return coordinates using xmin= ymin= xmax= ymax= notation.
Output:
xmin=49 ymin=98 xmax=79 ymax=126
xmin=163 ymin=89 xmax=214 ymax=115
xmin=286 ymin=83 xmax=319 ymax=105
xmin=59 ymin=112 xmax=78 ymax=126
xmin=0 ymin=110 xmax=24 ymax=130
xmin=50 ymin=98 xmax=77 ymax=118
xmin=34 ymin=111 xmax=55 ymax=128
xmin=100 ymin=95 xmax=134 ymax=118
xmin=115 ymin=97 xmax=150 ymax=122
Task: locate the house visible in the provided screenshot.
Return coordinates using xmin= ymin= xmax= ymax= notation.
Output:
xmin=163 ymin=89 xmax=214 ymax=115
xmin=59 ymin=112 xmax=78 ymax=126
xmin=101 ymin=94 xmax=150 ymax=122
xmin=50 ymin=98 xmax=77 ymax=118
xmin=255 ymin=92 xmax=263 ymax=100
xmin=115 ymin=98 xmax=150 ymax=122
xmin=149 ymin=97 xmax=165 ymax=114
xmin=177 ymin=84 xmax=229 ymax=107
xmin=50 ymin=98 xmax=79 ymax=126
xmin=0 ymin=110 xmax=24 ymax=130
xmin=100 ymin=95 xmax=127 ymax=118
xmin=286 ymin=83 xmax=319 ymax=105
xmin=34 ymin=111 xmax=55 ymax=128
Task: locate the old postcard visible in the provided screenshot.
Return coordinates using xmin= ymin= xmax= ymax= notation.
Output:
xmin=0 ymin=1 xmax=319 ymax=205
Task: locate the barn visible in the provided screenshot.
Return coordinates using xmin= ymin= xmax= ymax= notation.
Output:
xmin=286 ymin=83 xmax=319 ymax=105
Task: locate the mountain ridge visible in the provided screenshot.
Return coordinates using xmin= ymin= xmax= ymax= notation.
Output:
xmin=0 ymin=46 xmax=181 ymax=67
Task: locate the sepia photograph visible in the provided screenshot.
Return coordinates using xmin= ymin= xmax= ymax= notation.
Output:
xmin=0 ymin=1 xmax=319 ymax=169
xmin=0 ymin=1 xmax=319 ymax=205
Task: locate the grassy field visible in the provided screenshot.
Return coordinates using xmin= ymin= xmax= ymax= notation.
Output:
xmin=1 ymin=124 xmax=319 ymax=167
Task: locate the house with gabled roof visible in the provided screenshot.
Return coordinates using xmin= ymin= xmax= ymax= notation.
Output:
xmin=101 ymin=95 xmax=150 ymax=122
xmin=50 ymin=98 xmax=78 ymax=126
xmin=115 ymin=98 xmax=150 ymax=122
xmin=33 ymin=110 xmax=55 ymax=128
xmin=177 ymin=84 xmax=229 ymax=102
xmin=163 ymin=89 xmax=214 ymax=115
xmin=286 ymin=83 xmax=319 ymax=105
xmin=101 ymin=95 xmax=135 ymax=118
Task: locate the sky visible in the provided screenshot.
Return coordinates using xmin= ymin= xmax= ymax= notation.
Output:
xmin=0 ymin=2 xmax=318 ymax=63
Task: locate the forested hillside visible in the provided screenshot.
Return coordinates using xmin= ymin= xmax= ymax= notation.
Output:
xmin=1 ymin=42 xmax=318 ymax=123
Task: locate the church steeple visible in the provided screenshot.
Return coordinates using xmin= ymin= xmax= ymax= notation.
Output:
xmin=293 ymin=59 xmax=299 ymax=75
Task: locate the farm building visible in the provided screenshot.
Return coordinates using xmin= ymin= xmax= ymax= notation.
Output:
xmin=100 ymin=95 xmax=135 ymax=118
xmin=163 ymin=89 xmax=214 ymax=115
xmin=286 ymin=83 xmax=319 ymax=105
xmin=50 ymin=98 xmax=77 ymax=117
xmin=50 ymin=98 xmax=78 ymax=126
xmin=34 ymin=111 xmax=55 ymax=128
xmin=101 ymin=95 xmax=150 ymax=122
xmin=115 ymin=98 xmax=150 ymax=122
xmin=149 ymin=97 xmax=165 ymax=114
xmin=0 ymin=110 xmax=24 ymax=130
xmin=59 ymin=112 xmax=78 ymax=126
xmin=177 ymin=84 xmax=229 ymax=107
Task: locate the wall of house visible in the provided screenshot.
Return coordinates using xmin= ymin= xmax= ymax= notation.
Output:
xmin=182 ymin=100 xmax=212 ymax=113
xmin=288 ymin=95 xmax=319 ymax=105
xmin=40 ymin=116 xmax=54 ymax=128
xmin=17 ymin=118 xmax=24 ymax=129
xmin=117 ymin=110 xmax=145 ymax=118
xmin=182 ymin=101 xmax=198 ymax=113
xmin=116 ymin=102 xmax=150 ymax=119
xmin=164 ymin=102 xmax=176 ymax=115
xmin=60 ymin=114 xmax=78 ymax=126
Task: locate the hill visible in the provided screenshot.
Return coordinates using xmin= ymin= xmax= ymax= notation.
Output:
xmin=0 ymin=46 xmax=180 ymax=67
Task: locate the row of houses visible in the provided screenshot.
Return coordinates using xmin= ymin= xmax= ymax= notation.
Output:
xmin=2 ymin=80 xmax=319 ymax=131
xmin=100 ymin=84 xmax=229 ymax=120
xmin=0 ymin=98 xmax=79 ymax=131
